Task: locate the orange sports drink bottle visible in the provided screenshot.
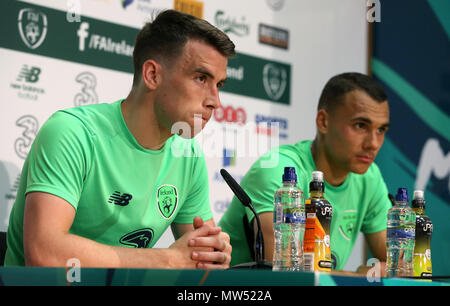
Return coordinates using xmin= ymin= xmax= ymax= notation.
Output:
xmin=303 ymin=171 xmax=333 ymax=272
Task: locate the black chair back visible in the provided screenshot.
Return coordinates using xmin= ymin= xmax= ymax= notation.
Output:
xmin=0 ymin=231 xmax=7 ymax=266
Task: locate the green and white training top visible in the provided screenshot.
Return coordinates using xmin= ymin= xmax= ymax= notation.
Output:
xmin=5 ymin=99 xmax=212 ymax=266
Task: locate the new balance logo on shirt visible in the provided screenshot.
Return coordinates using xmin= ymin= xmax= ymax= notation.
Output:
xmin=108 ymin=191 xmax=132 ymax=206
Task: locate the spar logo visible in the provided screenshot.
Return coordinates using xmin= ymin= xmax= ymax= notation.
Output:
xmin=18 ymin=8 xmax=48 ymax=49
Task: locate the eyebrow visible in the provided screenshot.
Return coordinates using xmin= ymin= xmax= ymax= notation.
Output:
xmin=195 ymin=67 xmax=227 ymax=84
xmin=351 ymin=116 xmax=390 ymax=129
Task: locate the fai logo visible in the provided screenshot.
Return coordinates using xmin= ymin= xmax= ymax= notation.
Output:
xmin=108 ymin=191 xmax=133 ymax=206
xmin=74 ymin=72 xmax=98 ymax=106
xmin=120 ymin=228 xmax=154 ymax=248
xmin=338 ymin=210 xmax=357 ymax=241
xmin=266 ymin=0 xmax=285 ymax=11
xmin=14 ymin=115 xmax=39 ymax=160
xmin=18 ymin=8 xmax=48 ymax=49
xmin=262 ymin=63 xmax=287 ymax=101
xmin=157 ymin=185 xmax=178 ymax=219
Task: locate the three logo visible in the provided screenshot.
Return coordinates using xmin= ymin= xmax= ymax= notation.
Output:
xmin=74 ymin=72 xmax=99 ymax=106
xmin=14 ymin=115 xmax=39 ymax=160
xmin=120 ymin=228 xmax=154 ymax=248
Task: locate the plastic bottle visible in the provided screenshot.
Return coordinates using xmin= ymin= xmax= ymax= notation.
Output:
xmin=272 ymin=167 xmax=305 ymax=271
xmin=386 ymin=187 xmax=416 ymax=277
xmin=412 ymin=190 xmax=433 ymax=278
xmin=302 ymin=171 xmax=333 ymax=272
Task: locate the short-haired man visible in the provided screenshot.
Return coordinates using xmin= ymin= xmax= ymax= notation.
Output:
xmin=220 ymin=72 xmax=391 ymax=273
xmin=5 ymin=10 xmax=235 ymax=269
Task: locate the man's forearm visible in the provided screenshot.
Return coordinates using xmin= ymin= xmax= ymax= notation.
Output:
xmin=24 ymin=231 xmax=182 ymax=268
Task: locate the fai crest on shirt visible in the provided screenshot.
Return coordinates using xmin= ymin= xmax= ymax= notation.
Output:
xmin=157 ymin=185 xmax=178 ymax=219
xmin=339 ymin=210 xmax=357 ymax=241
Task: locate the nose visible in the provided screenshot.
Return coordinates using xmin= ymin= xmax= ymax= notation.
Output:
xmin=205 ymin=85 xmax=221 ymax=110
xmin=363 ymin=130 xmax=382 ymax=151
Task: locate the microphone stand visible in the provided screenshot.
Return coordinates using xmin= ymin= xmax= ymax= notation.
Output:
xmin=220 ymin=169 xmax=271 ymax=270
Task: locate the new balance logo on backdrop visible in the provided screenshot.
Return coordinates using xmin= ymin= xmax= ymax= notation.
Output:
xmin=17 ymin=65 xmax=41 ymax=83
xmin=108 ymin=191 xmax=133 ymax=206
xmin=10 ymin=65 xmax=45 ymax=101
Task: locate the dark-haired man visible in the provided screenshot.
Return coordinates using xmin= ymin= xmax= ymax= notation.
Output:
xmin=5 ymin=10 xmax=235 ymax=269
xmin=220 ymin=72 xmax=391 ymax=274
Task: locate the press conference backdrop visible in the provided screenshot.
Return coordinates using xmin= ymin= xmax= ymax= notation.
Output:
xmin=2 ymin=0 xmax=373 ymax=272
xmin=372 ymin=0 xmax=450 ymax=276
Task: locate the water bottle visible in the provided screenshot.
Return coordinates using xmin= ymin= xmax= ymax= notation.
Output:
xmin=303 ymin=171 xmax=333 ymax=272
xmin=272 ymin=167 xmax=305 ymax=271
xmin=412 ymin=190 xmax=433 ymax=277
xmin=386 ymin=187 xmax=416 ymax=277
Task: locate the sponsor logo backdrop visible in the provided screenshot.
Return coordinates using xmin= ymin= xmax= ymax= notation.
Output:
xmin=1 ymin=0 xmax=370 ymax=271
xmin=372 ymin=0 xmax=450 ymax=275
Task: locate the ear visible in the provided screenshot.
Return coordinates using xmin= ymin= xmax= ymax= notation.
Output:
xmin=316 ymin=109 xmax=329 ymax=134
xmin=141 ymin=59 xmax=162 ymax=90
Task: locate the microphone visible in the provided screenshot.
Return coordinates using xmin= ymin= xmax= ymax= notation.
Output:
xmin=220 ymin=169 xmax=271 ymax=269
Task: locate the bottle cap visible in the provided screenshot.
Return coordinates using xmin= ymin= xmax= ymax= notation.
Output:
xmin=309 ymin=171 xmax=324 ymax=192
xmin=413 ymin=190 xmax=424 ymax=200
xmin=282 ymin=167 xmax=297 ymax=183
xmin=395 ymin=187 xmax=409 ymax=202
xmin=312 ymin=171 xmax=323 ymax=182
xmin=412 ymin=190 xmax=426 ymax=208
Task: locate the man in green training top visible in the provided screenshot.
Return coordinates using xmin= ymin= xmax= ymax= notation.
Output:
xmin=5 ymin=10 xmax=235 ymax=269
xmin=219 ymin=72 xmax=391 ymax=274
